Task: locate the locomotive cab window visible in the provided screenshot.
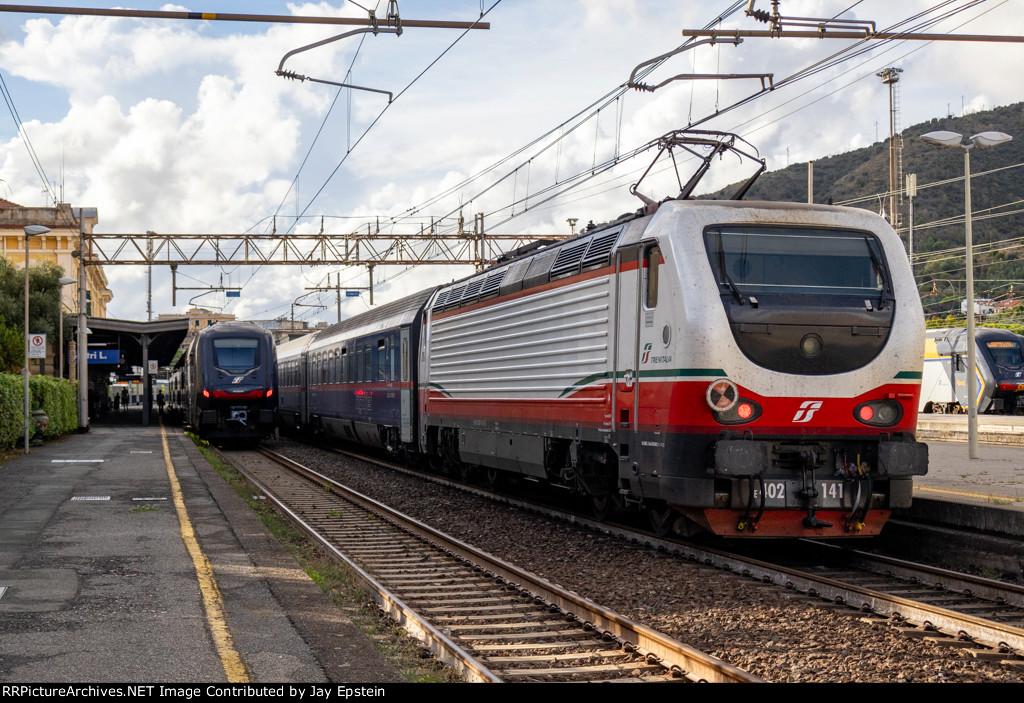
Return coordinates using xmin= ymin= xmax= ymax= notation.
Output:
xmin=644 ymin=244 xmax=660 ymax=309
xmin=212 ymin=338 xmax=259 ymax=374
xmin=704 ymin=226 xmax=889 ymax=301
xmin=986 ymin=341 xmax=1024 ymax=368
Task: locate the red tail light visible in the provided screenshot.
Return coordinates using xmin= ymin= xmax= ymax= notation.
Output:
xmin=266 ymin=388 xmax=274 ymax=398
xmin=854 ymin=400 xmax=902 ymax=426
xmin=202 ymin=388 xmax=210 ymax=398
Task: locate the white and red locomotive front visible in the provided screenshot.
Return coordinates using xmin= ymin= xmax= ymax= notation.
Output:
xmin=419 ymin=199 xmax=927 ymax=537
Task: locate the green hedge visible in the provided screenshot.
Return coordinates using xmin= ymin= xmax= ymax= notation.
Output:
xmin=0 ymin=373 xmax=78 ymax=450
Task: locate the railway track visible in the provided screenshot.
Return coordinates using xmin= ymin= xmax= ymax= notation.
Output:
xmin=294 ymin=441 xmax=1024 ymax=672
xmin=735 ymin=541 xmax=1024 ymax=663
xmin=222 ymin=447 xmax=761 ymax=683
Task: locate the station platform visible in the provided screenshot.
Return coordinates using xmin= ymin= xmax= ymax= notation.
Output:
xmin=917 ymin=414 xmax=1024 ymax=446
xmin=0 ymin=421 xmax=404 ymax=684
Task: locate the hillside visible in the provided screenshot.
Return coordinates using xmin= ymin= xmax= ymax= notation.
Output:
xmin=701 ymin=102 xmax=1024 ymax=318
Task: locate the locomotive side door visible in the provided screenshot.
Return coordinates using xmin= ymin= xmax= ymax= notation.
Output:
xmin=613 ymin=245 xmax=643 ymax=485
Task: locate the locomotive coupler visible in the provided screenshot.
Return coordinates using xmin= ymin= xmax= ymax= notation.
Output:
xmin=798 ymin=452 xmax=833 ymax=529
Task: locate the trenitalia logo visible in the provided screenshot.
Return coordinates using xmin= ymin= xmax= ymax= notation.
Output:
xmin=641 ymin=343 xmax=652 ymax=363
xmin=792 ymin=400 xmax=823 ymax=423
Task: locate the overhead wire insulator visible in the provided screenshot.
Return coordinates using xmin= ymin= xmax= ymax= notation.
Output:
xmin=276 ymin=70 xmax=307 ymax=82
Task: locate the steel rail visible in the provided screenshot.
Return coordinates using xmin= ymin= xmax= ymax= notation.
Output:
xmin=235 ymin=448 xmax=501 ymax=683
xmin=814 ymin=542 xmax=1024 ymax=609
xmin=315 ymin=442 xmax=1024 ymax=661
xmin=707 ymin=548 xmax=1024 ymax=656
xmin=253 ymin=447 xmax=762 ymax=683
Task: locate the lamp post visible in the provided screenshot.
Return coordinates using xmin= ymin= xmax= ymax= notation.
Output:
xmin=23 ymin=224 xmax=50 ymax=453
xmin=58 ymin=276 xmax=77 ymax=380
xmin=920 ymin=130 xmax=1013 ymax=459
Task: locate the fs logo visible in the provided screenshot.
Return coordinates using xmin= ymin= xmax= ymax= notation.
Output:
xmin=792 ymin=400 xmax=823 ymax=423
xmin=641 ymin=343 xmax=652 ymax=364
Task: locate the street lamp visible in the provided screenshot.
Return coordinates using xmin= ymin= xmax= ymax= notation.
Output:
xmin=920 ymin=130 xmax=1013 ymax=459
xmin=58 ymin=276 xmax=77 ymax=380
xmin=23 ymin=224 xmax=50 ymax=453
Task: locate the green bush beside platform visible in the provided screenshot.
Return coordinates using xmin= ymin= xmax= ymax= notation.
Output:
xmin=0 ymin=374 xmax=78 ymax=450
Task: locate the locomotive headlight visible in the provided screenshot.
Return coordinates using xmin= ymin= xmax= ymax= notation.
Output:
xmin=854 ymin=400 xmax=902 ymax=427
xmin=706 ymin=378 xmax=738 ymax=412
xmin=800 ymin=334 xmax=823 ymax=358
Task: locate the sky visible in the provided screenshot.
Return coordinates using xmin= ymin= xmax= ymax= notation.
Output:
xmin=1 ymin=0 xmax=1023 ymax=324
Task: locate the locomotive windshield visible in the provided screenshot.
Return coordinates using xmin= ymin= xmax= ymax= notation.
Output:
xmin=704 ymin=226 xmax=888 ymax=299
xmin=212 ymin=338 xmax=260 ymax=373
xmin=985 ymin=340 xmax=1024 ymax=369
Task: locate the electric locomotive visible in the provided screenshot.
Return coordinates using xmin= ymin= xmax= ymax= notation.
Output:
xmin=169 ymin=321 xmax=278 ymax=441
xmin=418 ymin=198 xmax=928 ymax=538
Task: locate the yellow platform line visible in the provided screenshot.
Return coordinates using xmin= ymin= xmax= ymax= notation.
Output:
xmin=916 ymin=484 xmax=1023 ymax=503
xmin=160 ymin=425 xmax=251 ymax=682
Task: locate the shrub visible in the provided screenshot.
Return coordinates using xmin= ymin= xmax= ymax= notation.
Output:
xmin=0 ymin=373 xmax=78 ymax=450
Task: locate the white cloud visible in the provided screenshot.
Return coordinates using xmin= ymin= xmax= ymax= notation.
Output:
xmin=1 ymin=1 xmax=1023 ymax=323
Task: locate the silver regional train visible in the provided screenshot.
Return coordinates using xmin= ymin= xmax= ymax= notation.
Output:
xmin=168 ymin=321 xmax=278 ymax=441
xmin=278 ymin=198 xmax=928 ymax=538
xmin=921 ymin=327 xmax=1024 ymax=414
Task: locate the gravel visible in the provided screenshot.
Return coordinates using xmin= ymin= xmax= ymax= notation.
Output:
xmin=267 ymin=437 xmax=1024 ymax=684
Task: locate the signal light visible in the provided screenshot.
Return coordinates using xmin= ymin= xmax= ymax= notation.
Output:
xmin=854 ymin=400 xmax=901 ymax=427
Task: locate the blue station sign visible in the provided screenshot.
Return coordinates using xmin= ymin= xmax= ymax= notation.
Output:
xmin=88 ymin=349 xmax=120 ymax=364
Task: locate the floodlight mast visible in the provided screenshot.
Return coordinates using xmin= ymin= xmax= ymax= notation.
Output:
xmin=920 ymin=130 xmax=1013 ymax=459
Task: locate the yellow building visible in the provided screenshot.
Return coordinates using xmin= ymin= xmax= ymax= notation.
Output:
xmin=0 ymin=198 xmax=113 ymax=317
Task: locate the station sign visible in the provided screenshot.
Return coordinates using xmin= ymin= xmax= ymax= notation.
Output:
xmin=88 ymin=349 xmax=120 ymax=364
xmin=346 ymin=291 xmax=360 ymax=297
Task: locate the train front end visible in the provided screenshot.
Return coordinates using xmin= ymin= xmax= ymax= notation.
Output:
xmin=646 ymin=200 xmax=927 ymax=537
xmin=196 ymin=325 xmax=278 ymax=441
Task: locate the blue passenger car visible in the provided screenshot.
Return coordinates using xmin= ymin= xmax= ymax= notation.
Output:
xmin=279 ymin=289 xmax=435 ymax=454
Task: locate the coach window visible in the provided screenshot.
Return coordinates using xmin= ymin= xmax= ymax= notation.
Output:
xmin=644 ymin=244 xmax=660 ymax=309
xmin=401 ymin=338 xmax=409 ymax=383
xmin=378 ymin=339 xmax=386 ymax=381
xmin=390 ymin=337 xmax=397 ymax=381
xmin=341 ymin=347 xmax=348 ymax=383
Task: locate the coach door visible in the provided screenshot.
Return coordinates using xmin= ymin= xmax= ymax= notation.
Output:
xmin=613 ymin=245 xmax=642 ymax=474
xmin=299 ymin=350 xmax=310 ymax=426
xmin=400 ymin=327 xmax=413 ymax=443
